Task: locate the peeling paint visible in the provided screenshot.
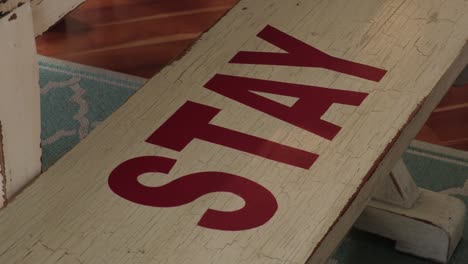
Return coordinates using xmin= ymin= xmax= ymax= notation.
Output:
xmin=7 ymin=12 xmax=16 ymax=21
xmin=309 ymin=94 xmax=427 ymax=261
xmin=0 ymin=122 xmax=7 ymax=207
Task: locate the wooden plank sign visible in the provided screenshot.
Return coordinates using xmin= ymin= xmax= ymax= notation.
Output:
xmin=0 ymin=0 xmax=467 ymax=263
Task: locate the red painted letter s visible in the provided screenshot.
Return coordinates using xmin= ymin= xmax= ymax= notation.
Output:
xmin=108 ymin=156 xmax=278 ymax=231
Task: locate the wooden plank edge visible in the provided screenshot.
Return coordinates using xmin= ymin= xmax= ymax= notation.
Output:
xmin=1 ymin=0 xmax=86 ymax=35
xmin=454 ymin=65 xmax=468 ymax=86
xmin=32 ymin=0 xmax=86 ymax=36
xmin=307 ymin=42 xmax=468 ymax=263
xmin=0 ymin=122 xmax=6 ymax=207
xmin=0 ymin=1 xmax=41 ymax=205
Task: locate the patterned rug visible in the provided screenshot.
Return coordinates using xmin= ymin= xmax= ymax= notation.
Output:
xmin=39 ymin=56 xmax=146 ymax=169
xmin=38 ymin=56 xmax=468 ymax=263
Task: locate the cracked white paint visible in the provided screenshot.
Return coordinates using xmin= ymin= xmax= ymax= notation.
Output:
xmin=0 ymin=0 xmax=467 ymax=263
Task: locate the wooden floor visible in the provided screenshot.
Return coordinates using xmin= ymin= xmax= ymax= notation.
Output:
xmin=418 ymin=83 xmax=468 ymax=151
xmin=36 ymin=0 xmax=468 ymax=151
xmin=36 ymin=0 xmax=238 ymax=78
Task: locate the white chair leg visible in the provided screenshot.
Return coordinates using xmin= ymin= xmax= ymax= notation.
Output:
xmin=0 ymin=3 xmax=42 ymax=206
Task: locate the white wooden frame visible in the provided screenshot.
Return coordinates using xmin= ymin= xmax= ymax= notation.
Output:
xmin=0 ymin=0 xmax=466 ymax=263
xmin=0 ymin=2 xmax=41 ymax=205
xmin=0 ymin=0 xmax=84 ymax=202
xmin=0 ymin=0 xmax=85 ymax=35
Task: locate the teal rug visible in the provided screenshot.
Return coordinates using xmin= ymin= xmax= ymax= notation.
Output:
xmin=39 ymin=56 xmax=146 ymax=169
xmin=38 ymin=56 xmax=468 ymax=264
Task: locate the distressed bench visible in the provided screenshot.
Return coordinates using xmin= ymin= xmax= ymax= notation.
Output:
xmin=0 ymin=0 xmax=467 ymax=263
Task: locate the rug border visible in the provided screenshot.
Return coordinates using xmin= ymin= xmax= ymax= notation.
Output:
xmin=38 ymin=55 xmax=148 ymax=86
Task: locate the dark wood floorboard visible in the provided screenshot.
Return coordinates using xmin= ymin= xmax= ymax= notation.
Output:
xmin=416 ymin=84 xmax=468 ymax=151
xmin=36 ymin=0 xmax=468 ymax=152
xmin=37 ymin=0 xmax=238 ymax=78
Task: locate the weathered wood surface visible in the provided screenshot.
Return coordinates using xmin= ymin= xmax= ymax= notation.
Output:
xmin=0 ymin=0 xmax=85 ymax=35
xmin=0 ymin=0 xmax=26 ymax=17
xmin=0 ymin=2 xmax=41 ymax=206
xmin=373 ymin=160 xmax=421 ymax=208
xmin=31 ymin=0 xmax=85 ymax=36
xmin=0 ymin=0 xmax=467 ymax=263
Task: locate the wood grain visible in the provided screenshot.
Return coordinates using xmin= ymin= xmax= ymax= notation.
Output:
xmin=1 ymin=0 xmax=467 ymax=263
xmin=36 ymin=0 xmax=238 ymax=77
xmin=416 ymin=84 xmax=468 ymax=151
